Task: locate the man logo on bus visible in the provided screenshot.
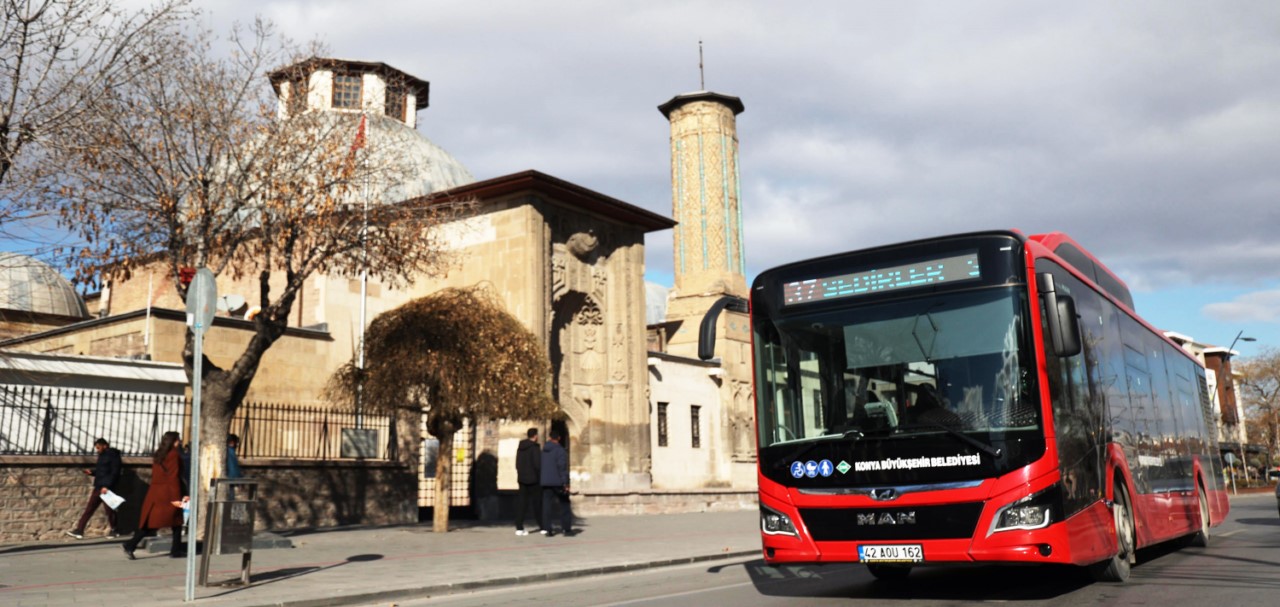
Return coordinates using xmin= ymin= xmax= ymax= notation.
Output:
xmin=857 ymin=512 xmax=916 ymax=526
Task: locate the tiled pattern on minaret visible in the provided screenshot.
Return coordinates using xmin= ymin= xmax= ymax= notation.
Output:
xmin=666 ymin=100 xmax=747 ymax=299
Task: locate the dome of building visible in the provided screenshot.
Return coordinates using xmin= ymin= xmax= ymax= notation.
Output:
xmin=645 ymin=281 xmax=670 ymax=325
xmin=0 ymin=253 xmax=89 ymax=318
xmin=359 ymin=113 xmax=475 ymax=200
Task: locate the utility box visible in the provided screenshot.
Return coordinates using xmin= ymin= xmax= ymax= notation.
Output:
xmin=200 ymin=479 xmax=259 ymax=586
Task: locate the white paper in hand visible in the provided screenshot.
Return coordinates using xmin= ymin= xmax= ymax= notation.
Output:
xmin=101 ymin=489 xmax=125 ymax=510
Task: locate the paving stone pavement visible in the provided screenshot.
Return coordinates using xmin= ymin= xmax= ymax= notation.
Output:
xmin=0 ymin=510 xmax=760 ymax=607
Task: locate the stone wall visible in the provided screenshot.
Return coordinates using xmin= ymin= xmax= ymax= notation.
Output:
xmin=0 ymin=455 xmax=156 ymax=542
xmin=0 ymin=457 xmax=416 ymax=544
xmin=249 ymin=459 xmax=417 ymax=529
xmin=574 ymin=489 xmax=757 ymax=517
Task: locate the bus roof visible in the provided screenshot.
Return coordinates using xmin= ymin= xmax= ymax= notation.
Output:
xmin=1027 ymin=232 xmax=1134 ymax=311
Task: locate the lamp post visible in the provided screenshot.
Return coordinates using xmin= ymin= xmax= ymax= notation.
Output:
xmin=1226 ymin=330 xmax=1255 ymax=488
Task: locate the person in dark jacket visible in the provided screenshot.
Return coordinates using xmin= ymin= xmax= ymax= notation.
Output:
xmin=226 ymin=434 xmax=243 ymax=479
xmin=514 ymin=427 xmax=542 ymax=535
xmin=66 ymin=438 xmax=123 ymax=539
xmin=122 ymin=431 xmax=186 ymax=559
xmin=540 ymin=429 xmax=574 ymax=536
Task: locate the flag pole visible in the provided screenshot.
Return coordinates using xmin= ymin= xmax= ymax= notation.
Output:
xmin=356 ymin=111 xmax=368 ymax=430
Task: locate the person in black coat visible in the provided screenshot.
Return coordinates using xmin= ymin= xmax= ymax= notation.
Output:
xmin=514 ymin=427 xmax=542 ymax=535
xmin=66 ymin=438 xmax=122 ymax=539
xmin=540 ymin=429 xmax=574 ymax=536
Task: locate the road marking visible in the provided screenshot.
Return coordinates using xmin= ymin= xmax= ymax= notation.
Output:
xmin=1221 ymin=530 xmax=1241 ymax=537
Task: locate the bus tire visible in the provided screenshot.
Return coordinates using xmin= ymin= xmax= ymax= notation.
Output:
xmin=866 ymin=563 xmax=912 ymax=581
xmin=1189 ymin=485 xmax=1210 ymax=548
xmin=1089 ymin=482 xmax=1135 ymax=583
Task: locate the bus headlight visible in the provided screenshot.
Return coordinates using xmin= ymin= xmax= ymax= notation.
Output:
xmin=997 ymin=504 xmax=1051 ymax=530
xmin=989 ymin=484 xmax=1063 ymax=534
xmin=761 ymin=506 xmax=798 ymax=536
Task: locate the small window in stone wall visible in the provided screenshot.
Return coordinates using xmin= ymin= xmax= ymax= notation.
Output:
xmin=385 ymin=88 xmax=405 ymax=122
xmin=657 ymin=402 xmax=668 ymax=447
xmin=691 ymin=404 xmax=701 ymax=448
xmin=333 ymin=73 xmax=362 ymax=109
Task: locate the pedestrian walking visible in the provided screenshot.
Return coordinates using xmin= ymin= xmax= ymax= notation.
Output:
xmin=65 ymin=438 xmax=123 ymax=539
xmin=122 ymin=431 xmax=187 ymax=559
xmin=514 ymin=427 xmax=542 ymax=535
xmin=540 ymin=429 xmax=574 ymax=537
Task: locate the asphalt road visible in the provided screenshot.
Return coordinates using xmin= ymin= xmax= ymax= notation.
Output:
xmin=383 ymin=493 xmax=1280 ymax=607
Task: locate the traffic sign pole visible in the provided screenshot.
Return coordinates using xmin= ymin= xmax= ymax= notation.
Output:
xmin=184 ymin=269 xmax=217 ymax=602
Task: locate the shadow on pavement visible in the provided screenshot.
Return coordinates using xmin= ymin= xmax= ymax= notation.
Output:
xmin=206 ymin=553 xmax=385 ymax=599
xmin=1233 ymin=517 xmax=1280 ymax=527
xmin=725 ymin=558 xmax=1093 ymax=601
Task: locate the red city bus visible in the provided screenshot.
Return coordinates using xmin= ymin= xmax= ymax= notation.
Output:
xmin=745 ymin=230 xmax=1228 ymax=582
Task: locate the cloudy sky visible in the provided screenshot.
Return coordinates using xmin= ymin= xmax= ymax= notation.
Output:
xmin=140 ymin=1 xmax=1280 ymax=352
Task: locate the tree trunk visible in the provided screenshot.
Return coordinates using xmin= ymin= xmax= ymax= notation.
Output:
xmin=433 ymin=429 xmax=454 ymax=533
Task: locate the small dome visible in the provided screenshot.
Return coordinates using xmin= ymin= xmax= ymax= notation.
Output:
xmin=0 ymin=253 xmax=89 ymax=318
xmin=362 ymin=113 xmax=475 ymax=199
xmin=645 ymin=281 xmax=670 ymax=325
xmin=299 ymin=112 xmax=474 ymax=201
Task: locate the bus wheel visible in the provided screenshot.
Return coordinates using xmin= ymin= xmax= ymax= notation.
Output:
xmin=1189 ymin=487 xmax=1210 ymax=547
xmin=1090 ymin=483 xmax=1135 ymax=583
xmin=866 ymin=563 xmax=912 ymax=581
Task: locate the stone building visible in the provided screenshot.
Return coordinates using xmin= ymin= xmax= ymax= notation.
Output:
xmin=644 ymin=91 xmax=757 ymax=491
xmin=0 ymin=60 xmax=761 ymax=541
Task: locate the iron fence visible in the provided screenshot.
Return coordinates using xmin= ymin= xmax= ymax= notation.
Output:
xmin=0 ymin=384 xmax=392 ymax=460
xmin=232 ymin=401 xmax=393 ymax=460
xmin=0 ymin=384 xmax=185 ymax=457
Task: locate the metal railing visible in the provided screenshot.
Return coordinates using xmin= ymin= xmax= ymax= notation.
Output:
xmin=232 ymin=401 xmax=392 ymax=460
xmin=0 ymin=384 xmax=392 ymax=460
xmin=0 ymin=384 xmax=185 ymax=456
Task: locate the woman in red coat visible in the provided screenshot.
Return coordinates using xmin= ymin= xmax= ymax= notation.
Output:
xmin=123 ymin=431 xmax=186 ymax=559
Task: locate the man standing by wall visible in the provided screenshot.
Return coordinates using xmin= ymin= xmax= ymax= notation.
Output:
xmin=540 ymin=430 xmax=574 ymax=537
xmin=226 ymin=434 xmax=243 ymax=479
xmin=66 ymin=438 xmax=122 ymax=539
xmin=514 ymin=428 xmax=542 ymax=535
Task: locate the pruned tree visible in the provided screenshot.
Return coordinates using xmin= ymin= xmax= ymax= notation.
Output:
xmin=326 ymin=286 xmax=559 ymax=532
xmin=32 ymin=19 xmax=471 ymax=484
xmin=0 ymin=0 xmax=188 ymax=246
xmin=1240 ymin=347 xmax=1280 ymax=461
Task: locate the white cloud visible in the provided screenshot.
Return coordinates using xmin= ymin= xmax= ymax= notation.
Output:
xmin=191 ymin=0 xmax=1280 ymax=299
xmin=1203 ymin=290 xmax=1280 ymax=323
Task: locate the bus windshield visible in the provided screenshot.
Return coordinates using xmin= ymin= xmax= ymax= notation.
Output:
xmin=753 ymin=287 xmax=1037 ymax=449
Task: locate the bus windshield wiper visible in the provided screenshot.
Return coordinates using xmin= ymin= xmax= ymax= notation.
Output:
xmin=781 ymin=429 xmax=865 ymax=467
xmin=900 ymin=423 xmax=1002 ymax=460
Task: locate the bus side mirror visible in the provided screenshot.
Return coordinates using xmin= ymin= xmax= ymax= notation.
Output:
xmin=1036 ymin=273 xmax=1082 ymax=357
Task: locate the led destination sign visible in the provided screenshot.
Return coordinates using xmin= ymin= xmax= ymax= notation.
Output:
xmin=783 ymin=251 xmax=981 ymax=305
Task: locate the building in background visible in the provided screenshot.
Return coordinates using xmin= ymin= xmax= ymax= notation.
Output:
xmin=1 ymin=58 xmax=760 ymax=539
xmin=644 ymin=90 xmax=756 ymax=491
xmin=1165 ymin=331 xmax=1263 ymax=477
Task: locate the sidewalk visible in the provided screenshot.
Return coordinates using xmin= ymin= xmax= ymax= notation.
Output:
xmin=0 ymin=510 xmax=760 ymax=607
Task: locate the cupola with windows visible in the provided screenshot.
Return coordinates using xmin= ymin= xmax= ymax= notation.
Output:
xmin=266 ymin=57 xmax=474 ymax=198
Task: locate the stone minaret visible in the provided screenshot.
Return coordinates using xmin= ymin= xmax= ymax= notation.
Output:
xmin=659 ymin=90 xmax=756 ymax=466
xmin=658 ymin=92 xmax=747 ymax=303
xmin=658 ymin=91 xmax=747 ymax=358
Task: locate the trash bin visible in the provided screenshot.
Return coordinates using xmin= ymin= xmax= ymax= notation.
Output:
xmin=199 ymin=479 xmax=258 ymax=586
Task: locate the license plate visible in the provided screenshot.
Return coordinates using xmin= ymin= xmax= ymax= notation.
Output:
xmin=858 ymin=544 xmax=924 ymax=563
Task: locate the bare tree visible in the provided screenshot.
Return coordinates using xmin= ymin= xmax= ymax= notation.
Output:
xmin=35 ymin=19 xmax=470 ymax=483
xmin=327 ymin=286 xmax=559 ymax=532
xmin=0 ymin=0 xmax=188 ymax=244
xmin=1240 ymin=347 xmax=1280 ymax=462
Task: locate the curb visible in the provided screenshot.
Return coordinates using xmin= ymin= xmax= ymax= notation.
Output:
xmin=249 ymin=549 xmax=761 ymax=607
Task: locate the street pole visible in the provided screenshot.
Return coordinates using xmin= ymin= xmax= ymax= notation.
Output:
xmin=1226 ymin=330 xmax=1256 ymax=486
xmin=184 ymin=269 xmax=216 ymax=602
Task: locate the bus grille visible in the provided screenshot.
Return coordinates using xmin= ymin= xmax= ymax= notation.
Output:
xmin=798 ymin=503 xmax=984 ymax=541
